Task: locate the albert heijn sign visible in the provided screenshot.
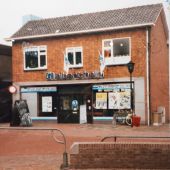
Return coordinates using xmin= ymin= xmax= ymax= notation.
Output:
xmin=46 ymin=71 xmax=104 ymax=81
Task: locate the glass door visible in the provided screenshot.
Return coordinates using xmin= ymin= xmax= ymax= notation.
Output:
xmin=58 ymin=94 xmax=86 ymax=123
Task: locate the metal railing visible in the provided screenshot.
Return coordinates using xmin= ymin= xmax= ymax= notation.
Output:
xmin=101 ymin=135 xmax=170 ymax=142
xmin=0 ymin=127 xmax=68 ymax=169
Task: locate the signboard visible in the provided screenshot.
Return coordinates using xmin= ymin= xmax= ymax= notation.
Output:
xmin=46 ymin=71 xmax=104 ymax=81
xmin=80 ymin=105 xmax=87 ymax=124
xmin=21 ymin=86 xmax=57 ymax=93
xmin=72 ymin=100 xmax=78 ymax=111
xmin=42 ymin=96 xmax=52 ymax=112
xmin=96 ymin=93 xmax=107 ymax=109
xmin=15 ymin=100 xmax=29 ymax=115
xmin=14 ymin=100 xmax=32 ymax=126
xmin=93 ymin=83 xmax=131 ymax=91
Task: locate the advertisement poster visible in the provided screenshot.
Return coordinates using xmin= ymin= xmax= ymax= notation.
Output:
xmin=42 ymin=96 xmax=52 ymax=112
xmin=109 ymin=91 xmax=130 ymax=109
xmin=96 ymin=93 xmax=107 ymax=109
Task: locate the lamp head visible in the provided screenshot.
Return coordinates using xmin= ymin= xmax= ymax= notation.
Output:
xmin=127 ymin=61 xmax=135 ymax=74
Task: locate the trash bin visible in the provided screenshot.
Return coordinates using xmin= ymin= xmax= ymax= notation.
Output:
xmin=132 ymin=116 xmax=141 ymax=127
xmin=152 ymin=111 xmax=162 ymax=126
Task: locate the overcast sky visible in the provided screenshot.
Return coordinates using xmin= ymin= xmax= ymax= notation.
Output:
xmin=0 ymin=0 xmax=169 ymax=45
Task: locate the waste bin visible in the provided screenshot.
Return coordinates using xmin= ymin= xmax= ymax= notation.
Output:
xmin=132 ymin=116 xmax=141 ymax=127
xmin=152 ymin=112 xmax=162 ymax=126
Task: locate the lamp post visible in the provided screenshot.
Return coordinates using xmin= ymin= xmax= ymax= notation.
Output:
xmin=127 ymin=61 xmax=135 ymax=127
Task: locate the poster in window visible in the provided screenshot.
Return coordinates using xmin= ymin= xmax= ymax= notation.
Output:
xmin=109 ymin=91 xmax=130 ymax=109
xmin=42 ymin=96 xmax=52 ymax=112
xmin=96 ymin=93 xmax=107 ymax=109
xmin=63 ymin=98 xmax=70 ymax=110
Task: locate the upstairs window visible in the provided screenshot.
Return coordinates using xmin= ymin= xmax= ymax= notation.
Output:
xmin=24 ymin=46 xmax=47 ymax=70
xmin=66 ymin=47 xmax=83 ymax=68
xmin=103 ymin=38 xmax=131 ymax=65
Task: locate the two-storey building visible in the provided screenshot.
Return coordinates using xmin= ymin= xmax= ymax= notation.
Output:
xmin=7 ymin=3 xmax=169 ymax=124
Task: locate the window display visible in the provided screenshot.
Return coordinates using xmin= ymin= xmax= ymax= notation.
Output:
xmin=95 ymin=93 xmax=107 ymax=109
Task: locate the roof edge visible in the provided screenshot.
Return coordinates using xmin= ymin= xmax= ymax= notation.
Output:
xmin=6 ymin=23 xmax=154 ymax=42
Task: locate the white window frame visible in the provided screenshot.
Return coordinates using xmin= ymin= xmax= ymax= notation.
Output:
xmin=102 ymin=37 xmax=131 ymax=65
xmin=23 ymin=45 xmax=47 ymax=71
xmin=66 ymin=47 xmax=83 ymax=68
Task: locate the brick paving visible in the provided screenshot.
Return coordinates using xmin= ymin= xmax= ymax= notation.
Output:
xmin=0 ymin=122 xmax=170 ymax=170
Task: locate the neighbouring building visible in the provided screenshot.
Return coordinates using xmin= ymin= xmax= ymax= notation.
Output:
xmin=7 ymin=3 xmax=169 ymax=124
xmin=22 ymin=14 xmax=42 ymax=25
xmin=0 ymin=44 xmax=12 ymax=122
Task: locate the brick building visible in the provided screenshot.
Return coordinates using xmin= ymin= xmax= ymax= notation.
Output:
xmin=7 ymin=3 xmax=169 ymax=124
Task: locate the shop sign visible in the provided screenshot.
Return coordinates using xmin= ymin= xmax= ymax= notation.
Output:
xmin=46 ymin=71 xmax=104 ymax=81
xmin=93 ymin=83 xmax=131 ymax=91
xmin=72 ymin=100 xmax=78 ymax=111
xmin=21 ymin=86 xmax=57 ymax=93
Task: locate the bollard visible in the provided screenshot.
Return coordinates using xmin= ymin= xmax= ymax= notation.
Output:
xmin=63 ymin=152 xmax=68 ymax=167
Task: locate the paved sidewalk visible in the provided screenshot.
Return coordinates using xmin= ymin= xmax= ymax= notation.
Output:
xmin=0 ymin=122 xmax=170 ymax=170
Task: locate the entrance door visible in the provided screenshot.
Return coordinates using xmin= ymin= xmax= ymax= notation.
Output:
xmin=39 ymin=92 xmax=58 ymax=117
xmin=58 ymin=94 xmax=86 ymax=123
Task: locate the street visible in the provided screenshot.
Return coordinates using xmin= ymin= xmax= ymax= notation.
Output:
xmin=0 ymin=122 xmax=170 ymax=169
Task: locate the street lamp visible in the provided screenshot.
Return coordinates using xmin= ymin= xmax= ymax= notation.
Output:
xmin=127 ymin=61 xmax=135 ymax=127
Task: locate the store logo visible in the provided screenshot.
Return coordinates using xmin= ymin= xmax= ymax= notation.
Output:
xmin=72 ymin=100 xmax=78 ymax=111
xmin=46 ymin=71 xmax=104 ymax=81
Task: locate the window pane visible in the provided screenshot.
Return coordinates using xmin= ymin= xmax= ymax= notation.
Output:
xmin=104 ymin=49 xmax=111 ymax=57
xmin=104 ymin=40 xmax=111 ymax=47
xmin=40 ymin=55 xmax=46 ymax=67
xmin=75 ymin=51 xmax=82 ymax=65
xmin=68 ymin=52 xmax=74 ymax=65
xmin=25 ymin=51 xmax=38 ymax=68
xmin=113 ymin=39 xmax=129 ymax=57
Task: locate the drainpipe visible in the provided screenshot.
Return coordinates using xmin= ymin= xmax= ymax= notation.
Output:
xmin=146 ymin=27 xmax=151 ymax=126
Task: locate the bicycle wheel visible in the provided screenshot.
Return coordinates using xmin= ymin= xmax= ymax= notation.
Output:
xmin=126 ymin=117 xmax=132 ymax=126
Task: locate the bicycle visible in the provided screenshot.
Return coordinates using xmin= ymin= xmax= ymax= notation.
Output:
xmin=112 ymin=109 xmax=132 ymax=126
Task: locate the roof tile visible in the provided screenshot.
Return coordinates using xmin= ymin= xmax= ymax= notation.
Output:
xmin=11 ymin=3 xmax=163 ymax=39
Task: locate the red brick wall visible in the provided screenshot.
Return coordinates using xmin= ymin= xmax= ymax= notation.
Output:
xmin=12 ymin=29 xmax=147 ymax=82
xmin=70 ymin=142 xmax=170 ymax=169
xmin=150 ymin=12 xmax=169 ymax=122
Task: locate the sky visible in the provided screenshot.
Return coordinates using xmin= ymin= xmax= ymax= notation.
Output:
xmin=0 ymin=0 xmax=169 ymax=45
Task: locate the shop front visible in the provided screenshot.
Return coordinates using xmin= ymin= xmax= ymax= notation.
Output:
xmin=20 ymin=84 xmax=92 ymax=124
xmin=92 ymin=83 xmax=133 ymax=116
xmin=17 ymin=77 xmax=145 ymax=124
